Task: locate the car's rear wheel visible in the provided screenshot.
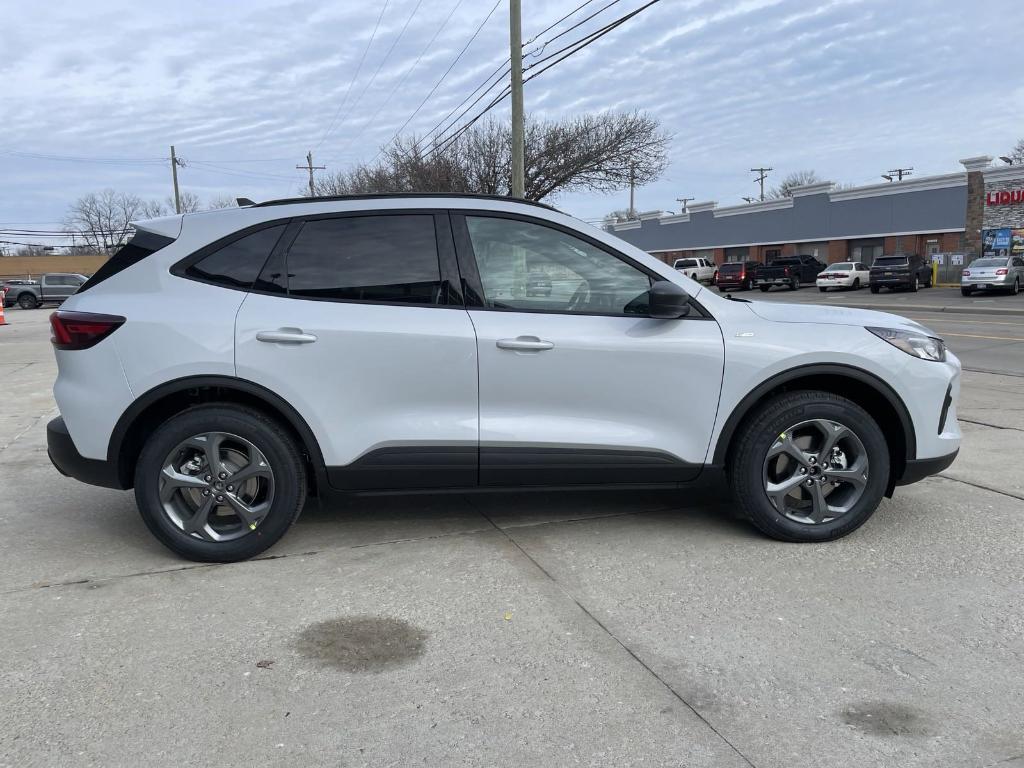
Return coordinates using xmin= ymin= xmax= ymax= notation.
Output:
xmin=17 ymin=293 xmax=38 ymax=309
xmin=961 ymin=287 xmax=973 ymax=296
xmin=134 ymin=404 xmax=306 ymax=562
xmin=788 ymin=278 xmax=798 ymax=290
xmin=818 ymin=286 xmax=827 ymax=292
xmin=852 ymin=278 xmax=861 ymax=290
xmin=869 ymin=285 xmax=880 ymax=294
xmin=909 ymin=276 xmax=919 ymax=292
xmin=759 ymin=285 xmax=770 ymax=292
xmin=1011 ymin=277 xmax=1020 ymax=296
xmin=729 ymin=390 xmax=889 ymax=542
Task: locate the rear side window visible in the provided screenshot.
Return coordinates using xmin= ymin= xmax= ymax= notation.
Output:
xmin=78 ymin=230 xmax=175 ymax=292
xmin=284 ymin=215 xmax=442 ymax=304
xmin=186 ymin=225 xmax=287 ymax=290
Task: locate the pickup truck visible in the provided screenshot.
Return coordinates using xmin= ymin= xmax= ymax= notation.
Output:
xmin=673 ymin=257 xmax=718 ymax=284
xmin=2 ymin=273 xmax=88 ymax=309
xmin=754 ymin=255 xmax=826 ymax=292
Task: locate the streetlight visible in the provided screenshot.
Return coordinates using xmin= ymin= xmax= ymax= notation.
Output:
xmin=999 ymin=156 xmax=1015 ymax=165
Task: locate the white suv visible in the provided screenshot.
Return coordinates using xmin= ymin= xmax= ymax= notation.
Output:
xmin=47 ymin=194 xmax=961 ymax=562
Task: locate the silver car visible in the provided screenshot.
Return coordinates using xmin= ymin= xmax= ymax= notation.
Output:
xmin=961 ymin=256 xmax=1024 ymax=296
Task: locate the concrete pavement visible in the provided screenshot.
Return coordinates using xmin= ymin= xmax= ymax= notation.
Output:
xmin=2 ymin=307 xmax=1023 ymax=768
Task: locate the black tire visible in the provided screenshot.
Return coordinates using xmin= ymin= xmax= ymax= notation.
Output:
xmin=743 ymin=278 xmax=752 ymax=291
xmin=961 ymin=287 xmax=972 ymax=296
xmin=729 ymin=390 xmax=890 ymax=543
xmin=134 ymin=404 xmax=307 ymax=562
xmin=1011 ymin=278 xmax=1020 ymax=296
xmin=17 ymin=293 xmax=38 ymax=309
xmin=818 ymin=287 xmax=827 ymax=293
xmin=788 ymin=279 xmax=798 ymax=291
xmin=869 ymin=285 xmax=880 ymax=294
xmin=909 ymin=276 xmax=919 ymax=293
xmin=852 ymin=278 xmax=861 ymax=290
xmin=759 ymin=285 xmax=771 ymax=292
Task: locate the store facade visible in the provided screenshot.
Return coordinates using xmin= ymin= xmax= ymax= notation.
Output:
xmin=607 ymin=155 xmax=1022 ymax=276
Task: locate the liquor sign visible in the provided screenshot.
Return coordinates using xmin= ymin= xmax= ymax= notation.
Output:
xmin=986 ymin=189 xmax=1024 ymax=206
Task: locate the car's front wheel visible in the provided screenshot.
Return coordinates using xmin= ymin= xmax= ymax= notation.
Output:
xmin=134 ymin=404 xmax=307 ymax=562
xmin=729 ymin=390 xmax=889 ymax=542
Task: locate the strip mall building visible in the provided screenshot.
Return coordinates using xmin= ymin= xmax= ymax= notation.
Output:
xmin=606 ymin=155 xmax=1024 ymax=281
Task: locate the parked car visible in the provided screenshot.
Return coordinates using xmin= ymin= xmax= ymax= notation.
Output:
xmin=754 ymin=254 xmax=826 ymax=292
xmin=869 ymin=255 xmax=932 ymax=293
xmin=673 ymin=257 xmax=717 ymax=284
xmin=716 ymin=261 xmax=760 ymax=291
xmin=961 ymin=256 xmax=1024 ymax=296
xmin=525 ymin=273 xmax=552 ymax=297
xmin=5 ymin=273 xmax=87 ymax=309
xmin=2 ymin=279 xmax=39 ymax=307
xmin=817 ymin=262 xmax=870 ymax=292
xmin=47 ymin=193 xmax=960 ymax=562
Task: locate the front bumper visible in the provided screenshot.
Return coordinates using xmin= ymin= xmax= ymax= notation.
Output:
xmin=47 ymin=417 xmax=125 ymax=489
xmin=896 ymin=450 xmax=958 ymax=486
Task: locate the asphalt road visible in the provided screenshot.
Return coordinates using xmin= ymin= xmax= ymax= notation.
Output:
xmin=748 ymin=286 xmax=1024 ymax=376
xmin=2 ymin=308 xmax=1023 ymax=768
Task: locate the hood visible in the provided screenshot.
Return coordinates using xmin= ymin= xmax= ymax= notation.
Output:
xmin=746 ymin=301 xmax=933 ymax=334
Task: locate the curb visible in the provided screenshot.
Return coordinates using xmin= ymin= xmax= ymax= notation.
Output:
xmin=837 ymin=302 xmax=1024 ymax=317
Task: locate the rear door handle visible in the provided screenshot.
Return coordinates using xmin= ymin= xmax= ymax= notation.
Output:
xmin=496 ymin=336 xmax=554 ymax=351
xmin=256 ymin=328 xmax=318 ymax=344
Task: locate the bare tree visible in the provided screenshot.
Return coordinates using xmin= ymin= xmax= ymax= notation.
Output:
xmin=602 ymin=208 xmax=635 ymax=225
xmin=1006 ymin=138 xmax=1024 ymax=165
xmin=315 ymin=111 xmax=669 ymax=202
xmin=207 ymin=195 xmax=238 ymax=209
xmin=63 ymin=189 xmax=145 ymax=250
xmin=768 ymin=170 xmax=822 ymax=198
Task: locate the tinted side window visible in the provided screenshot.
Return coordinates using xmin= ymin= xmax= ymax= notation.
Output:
xmin=286 ymin=215 xmax=441 ymax=304
xmin=187 ymin=225 xmax=286 ymax=290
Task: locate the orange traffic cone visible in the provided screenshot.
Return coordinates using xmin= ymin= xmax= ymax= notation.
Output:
xmin=0 ymin=291 xmax=7 ymax=326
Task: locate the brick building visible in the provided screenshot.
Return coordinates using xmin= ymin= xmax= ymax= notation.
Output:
xmin=606 ymin=155 xmax=1024 ymax=275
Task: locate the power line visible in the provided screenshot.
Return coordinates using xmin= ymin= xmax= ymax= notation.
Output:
xmin=373 ymin=0 xmax=502 ymax=162
xmin=315 ymin=1 xmax=392 ymax=150
xmin=429 ymin=0 xmax=661 ymax=157
xmin=328 ymin=0 xmax=427 ymax=161
xmin=0 ymin=149 xmax=166 ymax=165
xmin=525 ymin=0 xmax=623 ymax=61
xmin=412 ymin=0 xmax=620 ymax=154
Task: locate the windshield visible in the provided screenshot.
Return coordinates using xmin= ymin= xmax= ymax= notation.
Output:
xmin=969 ymin=258 xmax=1008 ymax=268
xmin=873 ymin=256 xmax=908 ymax=267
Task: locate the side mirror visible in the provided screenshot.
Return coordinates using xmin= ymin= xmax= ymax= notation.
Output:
xmin=648 ymin=280 xmax=691 ymax=319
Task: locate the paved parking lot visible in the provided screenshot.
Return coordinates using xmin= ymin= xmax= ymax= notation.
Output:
xmin=2 ymin=306 xmax=1023 ymax=767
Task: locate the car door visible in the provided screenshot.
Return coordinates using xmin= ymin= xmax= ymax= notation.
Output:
xmin=452 ymin=212 xmax=725 ymax=487
xmin=235 ymin=211 xmax=479 ymax=491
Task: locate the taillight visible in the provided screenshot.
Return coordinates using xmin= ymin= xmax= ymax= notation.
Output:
xmin=739 ymin=270 xmax=746 ymax=279
xmin=50 ymin=310 xmax=125 ymax=350
xmin=996 ymin=268 xmax=1008 ymax=275
xmin=962 ymin=270 xmax=970 ymax=277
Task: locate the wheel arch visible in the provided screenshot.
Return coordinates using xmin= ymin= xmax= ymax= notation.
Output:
xmin=109 ymin=375 xmax=327 ymax=492
xmin=713 ymin=364 xmax=916 ymax=494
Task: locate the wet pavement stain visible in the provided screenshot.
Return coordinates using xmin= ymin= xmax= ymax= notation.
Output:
xmin=295 ymin=616 xmax=428 ymax=673
xmin=840 ymin=701 xmax=929 ymax=736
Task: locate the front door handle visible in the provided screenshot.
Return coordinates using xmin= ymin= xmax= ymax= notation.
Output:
xmin=496 ymin=336 xmax=554 ymax=351
xmin=256 ymin=328 xmax=318 ymax=344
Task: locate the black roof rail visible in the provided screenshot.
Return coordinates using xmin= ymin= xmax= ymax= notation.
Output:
xmin=251 ymin=192 xmax=561 ymax=212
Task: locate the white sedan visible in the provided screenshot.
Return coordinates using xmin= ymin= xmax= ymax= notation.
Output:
xmin=817 ymin=262 xmax=870 ymax=291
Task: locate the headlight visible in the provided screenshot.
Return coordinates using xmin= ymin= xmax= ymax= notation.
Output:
xmin=867 ymin=326 xmax=946 ymax=361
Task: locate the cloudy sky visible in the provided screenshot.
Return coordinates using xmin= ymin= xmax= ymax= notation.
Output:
xmin=1 ymin=0 xmax=1019 ymax=243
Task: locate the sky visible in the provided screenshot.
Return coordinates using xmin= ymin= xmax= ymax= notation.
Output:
xmin=1 ymin=0 xmax=1020 ymax=245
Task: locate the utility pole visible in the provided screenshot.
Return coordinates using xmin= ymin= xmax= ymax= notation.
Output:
xmin=881 ymin=167 xmax=913 ymax=182
xmin=509 ymin=0 xmax=525 ymax=198
xmin=628 ymin=164 xmax=636 ymax=218
xmin=750 ymin=167 xmax=772 ymax=201
xmin=675 ymin=196 xmax=694 ymax=212
xmin=297 ymin=151 xmax=326 ymax=197
xmin=170 ymin=145 xmax=184 ymax=214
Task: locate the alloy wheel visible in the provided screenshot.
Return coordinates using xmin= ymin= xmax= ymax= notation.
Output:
xmin=158 ymin=432 xmax=275 ymax=541
xmin=762 ymin=419 xmax=869 ymax=524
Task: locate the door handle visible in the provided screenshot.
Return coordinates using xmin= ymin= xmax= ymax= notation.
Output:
xmin=256 ymin=328 xmax=318 ymax=344
xmin=496 ymin=336 xmax=554 ymax=351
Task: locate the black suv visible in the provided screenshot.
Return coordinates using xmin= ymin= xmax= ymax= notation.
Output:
xmin=869 ymin=254 xmax=932 ymax=293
